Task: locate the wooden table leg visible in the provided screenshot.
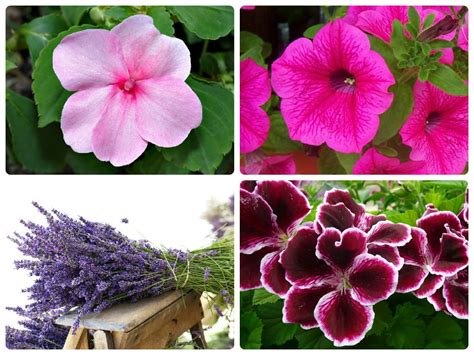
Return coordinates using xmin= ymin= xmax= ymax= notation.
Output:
xmin=63 ymin=327 xmax=90 ymax=349
xmin=190 ymin=322 xmax=207 ymax=349
xmin=93 ymin=330 xmax=115 ymax=349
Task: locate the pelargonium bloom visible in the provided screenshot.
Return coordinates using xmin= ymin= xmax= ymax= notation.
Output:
xmin=240 ymin=181 xmax=310 ymax=296
xmin=353 ymin=147 xmax=426 ymax=174
xmin=241 ymin=151 xmax=296 ymax=174
xmin=271 ymin=19 xmax=394 ymax=153
xmin=240 ymin=58 xmax=271 ymax=153
xmin=53 ymin=15 xmax=202 ymax=166
xmin=400 ymin=80 xmax=468 ymax=174
xmin=280 ymin=226 xmax=398 ymax=346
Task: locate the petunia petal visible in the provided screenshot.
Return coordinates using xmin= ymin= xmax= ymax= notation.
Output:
xmin=315 ymin=290 xmax=374 ymax=347
xmin=53 ymin=29 xmax=128 ymax=91
xmin=240 ymin=248 xmax=277 ymax=290
xmin=316 ymin=227 xmax=368 ymax=272
xmin=316 ymin=203 xmax=355 ymax=232
xmin=356 ymin=6 xmax=409 ymax=43
xmin=366 ymin=220 xmax=411 ymax=246
xmin=283 ymin=285 xmax=335 ymax=329
xmin=413 ymin=274 xmax=445 ymax=298
xmin=429 ymin=232 xmax=468 ymax=276
xmin=260 ymin=251 xmax=291 ymax=297
xmin=396 ymin=264 xmax=429 ymax=293
xmin=349 ymin=254 xmax=398 ymax=305
xmin=134 ymin=77 xmax=202 ymax=148
xmin=398 ymin=227 xmax=427 ymax=266
xmin=367 ymin=244 xmax=404 ymax=270
xmin=443 ymin=278 xmax=468 ymax=319
xmin=353 ymin=147 xmax=426 ymax=174
xmin=240 ymin=189 xmax=280 ymax=254
xmin=242 ymin=154 xmax=297 ymax=175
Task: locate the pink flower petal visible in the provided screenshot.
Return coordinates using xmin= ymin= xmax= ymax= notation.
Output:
xmin=353 ymin=147 xmax=426 ymax=174
xmin=413 ymin=274 xmax=445 ymax=298
xmin=134 ymin=77 xmax=202 ymax=148
xmin=240 ymin=189 xmax=280 ymax=254
xmin=398 ymin=227 xmax=428 ymax=266
xmin=349 ymin=254 xmax=398 ymax=305
xmin=255 ymin=180 xmax=310 ymax=234
xmin=240 ymin=248 xmax=277 ymax=290
xmin=400 ymin=81 xmax=468 ymax=174
xmin=283 ymin=285 xmax=335 ymax=329
xmin=316 ymin=203 xmax=355 ymax=232
xmin=429 ymin=232 xmax=468 ymax=276
xmin=397 ymin=264 xmax=429 ymax=293
xmin=315 ymin=290 xmax=374 ymax=347
xmin=356 ymin=6 xmax=409 ymax=43
xmin=280 ymin=227 xmax=334 ymax=288
xmin=91 ymin=90 xmax=147 ymax=166
xmin=368 ymin=244 xmax=404 ymax=270
xmin=458 ymin=17 xmax=468 ymax=51
xmin=260 ymin=251 xmax=291 ymax=297
xmin=242 ymin=154 xmax=296 ymax=175
xmin=112 ymin=15 xmax=191 ymax=81
xmin=240 ymin=180 xmax=257 ymax=192
xmin=343 ymin=6 xmax=376 ymax=25
xmin=316 ymin=227 xmax=368 ymax=272
xmin=53 ymin=29 xmax=128 ymax=91
xmin=443 ymin=275 xmax=468 ymax=319
xmin=367 ymin=220 xmax=411 ymax=247
xmin=427 ymin=287 xmax=447 ymax=312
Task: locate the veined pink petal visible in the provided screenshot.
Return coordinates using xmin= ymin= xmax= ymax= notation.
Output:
xmin=240 ymin=248 xmax=277 ymax=290
xmin=349 ymin=254 xmax=398 ymax=305
xmin=397 ymin=264 xmax=429 ymax=293
xmin=413 ymin=273 xmax=445 ymax=298
xmin=260 ymin=251 xmax=291 ymax=297
xmin=400 ymin=81 xmax=468 ymax=174
xmin=368 ymin=244 xmax=404 ymax=270
xmin=316 ymin=203 xmax=355 ymax=232
xmin=53 ymin=29 xmax=128 ymax=91
xmin=91 ymin=90 xmax=147 ymax=167
xmin=112 ymin=15 xmax=191 ymax=81
xmin=429 ymin=232 xmax=468 ymax=276
xmin=367 ymin=220 xmax=411 ymax=247
xmin=356 ymin=6 xmax=409 ymax=43
xmin=343 ymin=6 xmax=376 ymax=25
xmin=315 ymin=290 xmax=374 ymax=347
xmin=398 ymin=227 xmax=427 ymax=266
xmin=353 ymin=147 xmax=426 ymax=174
xmin=242 ymin=154 xmax=296 ymax=175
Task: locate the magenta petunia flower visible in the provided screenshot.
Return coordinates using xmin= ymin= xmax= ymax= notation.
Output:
xmin=458 ymin=15 xmax=468 ymax=51
xmin=399 ymin=81 xmax=468 ymax=174
xmin=353 ymin=147 xmax=426 ymax=174
xmin=240 ymin=181 xmax=311 ymax=296
xmin=240 ymin=58 xmax=271 ymax=154
xmin=280 ymin=226 xmax=398 ymax=346
xmin=53 ymin=15 xmax=202 ymax=166
xmin=271 ymin=19 xmax=394 ymax=153
xmin=343 ymin=6 xmax=376 ymax=25
xmin=241 ymin=151 xmax=296 ymax=174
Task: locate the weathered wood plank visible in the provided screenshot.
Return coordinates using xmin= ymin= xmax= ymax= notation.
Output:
xmin=93 ymin=330 xmax=114 ymax=349
xmin=63 ymin=327 xmax=89 ymax=349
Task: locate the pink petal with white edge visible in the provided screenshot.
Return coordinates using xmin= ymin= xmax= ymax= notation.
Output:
xmin=315 ymin=290 xmax=374 ymax=347
xmin=353 ymin=147 xmax=426 ymax=174
xmin=396 ymin=264 xmax=429 ymax=293
xmin=91 ymin=90 xmax=147 ymax=166
xmin=260 ymin=251 xmax=291 ymax=297
xmin=398 ymin=227 xmax=427 ymax=266
xmin=280 ymin=227 xmax=334 ymax=288
xmin=255 ymin=180 xmax=311 ymax=234
xmin=53 ymin=29 xmax=128 ymax=91
xmin=283 ymin=285 xmax=335 ymax=329
xmin=349 ymin=254 xmax=398 ymax=305
xmin=367 ymin=244 xmax=404 ymax=270
xmin=413 ymin=274 xmax=445 ymax=298
xmin=427 ymin=288 xmax=447 ymax=312
xmin=112 ymin=15 xmax=190 ymax=81
xmin=443 ymin=279 xmax=468 ymax=319
xmin=367 ymin=220 xmax=411 ymax=247
xmin=134 ymin=77 xmax=202 ymax=148
xmin=316 ymin=203 xmax=355 ymax=232
xmin=240 ymin=189 xmax=280 ymax=254
xmin=429 ymin=232 xmax=468 ymax=276
xmin=61 ymin=85 xmax=116 ymax=153
xmin=316 ymin=227 xmax=368 ymax=272
xmin=358 ymin=213 xmax=387 ymax=232
xmin=240 ymin=248 xmax=276 ymax=290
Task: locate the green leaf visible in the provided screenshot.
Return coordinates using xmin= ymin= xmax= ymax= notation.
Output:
xmin=262 ymin=113 xmax=303 ymax=154
xmin=252 ymin=289 xmax=280 ymax=305
xmin=61 ymin=6 xmax=91 ymax=26
xmin=20 ymin=14 xmax=68 ymax=64
xmin=375 ymin=146 xmax=398 ymax=157
xmin=240 ymin=311 xmax=263 ymax=349
xmin=161 ymin=76 xmax=233 ymax=174
xmin=6 ymin=90 xmax=66 ymax=173
xmin=408 ymin=7 xmax=420 ymax=37
xmin=422 ymin=13 xmax=435 ymax=30
xmin=303 ymin=24 xmax=323 ymax=39
xmin=383 ymin=209 xmax=419 ymax=226
xmin=373 ymin=81 xmax=414 ymax=144
xmin=428 ymin=64 xmax=468 ymax=96
xmin=66 ymin=151 xmax=118 ymax=174
xmin=6 ymin=59 xmax=17 ymax=72
xmin=256 ymin=301 xmax=299 ymax=347
xmin=127 ymin=149 xmax=189 ymax=174
xmin=318 ymin=145 xmax=345 ymax=174
xmin=387 ymin=303 xmax=427 ymax=348
xmin=335 ymin=152 xmax=360 ymax=174
xmin=391 ymin=20 xmax=411 ymax=61
xmin=438 ymin=193 xmax=466 ymax=214
xmin=32 ymin=24 xmax=97 ymax=128
xmin=104 ymin=6 xmax=136 ymax=21
xmin=426 ymin=312 xmax=463 ymax=347
xmin=240 ymin=31 xmax=265 ymax=65
xmin=429 ymin=39 xmax=454 ymax=49
xmin=167 ymin=6 xmax=233 ymax=40
xmin=367 ymin=302 xmax=393 ymax=336
xmin=295 ymin=329 xmax=335 ymax=349
xmin=369 ymin=35 xmax=401 ymax=78
xmin=147 ymin=7 xmax=175 ymax=36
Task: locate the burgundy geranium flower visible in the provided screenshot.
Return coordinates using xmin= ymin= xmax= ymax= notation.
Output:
xmin=353 ymin=147 xmax=426 ymax=174
xmin=240 ymin=181 xmax=311 ymax=296
xmin=280 ymin=226 xmax=398 ymax=346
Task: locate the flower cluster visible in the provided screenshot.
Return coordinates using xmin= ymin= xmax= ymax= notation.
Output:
xmin=240 ymin=182 xmax=469 ymax=346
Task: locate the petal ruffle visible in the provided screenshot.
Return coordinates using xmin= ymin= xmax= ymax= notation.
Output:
xmin=427 ymin=287 xmax=447 ymax=312
xmin=413 ymin=274 xmax=445 ymax=298
xmin=367 ymin=220 xmax=411 ymax=246
xmin=324 ymin=189 xmax=365 ymax=222
xmin=398 ymin=227 xmax=427 ymax=266
xmin=429 ymin=232 xmax=468 ymax=276
xmin=368 ymin=244 xmax=403 ymax=270
xmin=260 ymin=251 xmax=291 ymax=297
xmin=443 ymin=280 xmax=468 ymax=319
xmin=240 ymin=248 xmax=276 ymax=290
xmin=396 ymin=264 xmax=429 ymax=293
xmin=316 ymin=203 xmax=355 ymax=232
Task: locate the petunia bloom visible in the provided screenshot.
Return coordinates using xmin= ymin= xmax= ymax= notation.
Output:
xmin=240 ymin=181 xmax=310 ymax=296
xmin=241 ymin=151 xmax=296 ymax=174
xmin=53 ymin=15 xmax=202 ymax=166
xmin=353 ymin=147 xmax=426 ymax=174
xmin=400 ymin=80 xmax=468 ymax=174
xmin=458 ymin=15 xmax=468 ymax=51
xmin=271 ymin=19 xmax=394 ymax=153
xmin=240 ymin=58 xmax=271 ymax=154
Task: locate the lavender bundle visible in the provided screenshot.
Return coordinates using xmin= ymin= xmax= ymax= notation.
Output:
xmin=6 ymin=203 xmax=234 ymax=349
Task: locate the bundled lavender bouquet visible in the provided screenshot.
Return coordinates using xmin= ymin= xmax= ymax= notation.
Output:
xmin=6 ymin=203 xmax=234 ymax=349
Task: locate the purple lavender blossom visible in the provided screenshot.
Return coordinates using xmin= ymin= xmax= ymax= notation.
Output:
xmin=204 ymin=267 xmax=211 ymax=281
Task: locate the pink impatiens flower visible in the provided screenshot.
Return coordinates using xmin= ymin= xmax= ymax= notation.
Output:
xmin=400 ymin=81 xmax=468 ymax=174
xmin=271 ymin=19 xmax=394 ymax=153
xmin=353 ymin=147 xmax=426 ymax=174
xmin=241 ymin=151 xmax=296 ymax=174
xmin=240 ymin=58 xmax=271 ymax=154
xmin=53 ymin=15 xmax=202 ymax=166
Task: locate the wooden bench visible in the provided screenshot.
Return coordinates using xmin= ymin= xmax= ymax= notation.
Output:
xmin=55 ymin=290 xmax=206 ymax=349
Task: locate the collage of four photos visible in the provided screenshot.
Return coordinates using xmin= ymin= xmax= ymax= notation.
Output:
xmin=2 ymin=2 xmax=470 ymax=351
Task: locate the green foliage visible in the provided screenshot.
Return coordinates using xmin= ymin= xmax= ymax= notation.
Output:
xmin=256 ymin=301 xmax=299 ymax=347
xmin=428 ymin=64 xmax=468 ymax=96
xmin=147 ymin=7 xmax=175 ymax=36
xmin=303 ymin=24 xmax=323 ymax=39
xmin=335 ymin=152 xmax=360 ymax=174
xmin=127 ymin=149 xmax=189 ymax=174
xmin=61 ymin=6 xmax=91 ymax=26
xmin=240 ymin=31 xmax=271 ymax=66
xmin=318 ymin=145 xmax=345 ymax=174
xmin=241 ymin=311 xmax=263 ymax=349
xmin=66 ymin=151 xmax=118 ymax=174
xmin=262 ymin=113 xmax=303 ymax=154
xmin=252 ymin=288 xmax=280 ymax=305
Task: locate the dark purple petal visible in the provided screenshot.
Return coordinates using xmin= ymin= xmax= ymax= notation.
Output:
xmin=315 ymin=290 xmax=374 ymax=347
xmin=443 ymin=279 xmax=468 ymax=319
xmin=316 ymin=228 xmax=367 ymax=272
xmin=280 ymin=227 xmax=334 ymax=287
xmin=396 ymin=264 xmax=429 ymax=293
xmin=367 ymin=244 xmax=403 ymax=270
xmin=358 ymin=213 xmax=387 ymax=232
xmin=283 ymin=285 xmax=335 ymax=329
xmin=367 ymin=221 xmax=411 ymax=246
xmin=240 ymin=248 xmax=277 ymax=290
xmin=240 ymin=188 xmax=280 ymax=253
xmin=398 ymin=227 xmax=427 ymax=266
xmin=427 ymin=288 xmax=447 ymax=312
xmin=429 ymin=232 xmax=468 ymax=276
xmin=255 ymin=180 xmax=311 ymax=234
xmin=260 ymin=251 xmax=291 ymax=297
xmin=413 ymin=274 xmax=445 ymax=298
xmin=324 ymin=189 xmax=366 ymax=227
xmin=349 ymin=254 xmax=397 ymax=305
xmin=316 ymin=203 xmax=355 ymax=231
xmin=240 ymin=181 xmax=257 ymax=192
